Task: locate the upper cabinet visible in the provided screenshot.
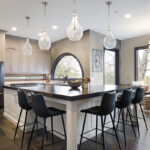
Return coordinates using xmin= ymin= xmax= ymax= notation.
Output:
xmin=5 ymin=36 xmax=51 ymax=74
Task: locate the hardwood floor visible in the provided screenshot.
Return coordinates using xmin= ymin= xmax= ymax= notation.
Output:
xmin=0 ymin=111 xmax=150 ymax=150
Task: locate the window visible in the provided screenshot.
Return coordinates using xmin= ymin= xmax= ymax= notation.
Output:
xmin=52 ymin=54 xmax=83 ymax=79
xmin=135 ymin=47 xmax=150 ymax=84
xmin=104 ymin=49 xmax=119 ymax=84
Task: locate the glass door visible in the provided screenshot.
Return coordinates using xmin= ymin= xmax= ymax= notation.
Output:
xmin=104 ymin=49 xmax=119 ymax=84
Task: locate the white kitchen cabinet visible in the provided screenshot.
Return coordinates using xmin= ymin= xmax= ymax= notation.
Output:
xmin=5 ymin=48 xmax=19 ymax=73
xmin=21 ymin=54 xmax=29 ymax=73
xmin=5 ymin=37 xmax=51 ymax=74
xmin=37 ymin=53 xmax=50 ymax=74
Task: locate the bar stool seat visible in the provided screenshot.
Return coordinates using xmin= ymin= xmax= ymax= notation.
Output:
xmin=115 ymin=89 xmax=136 ymax=147
xmin=81 ymin=106 xmax=108 ymax=116
xmin=127 ymin=87 xmax=148 ymax=135
xmin=47 ymin=107 xmax=66 ymax=116
xmin=116 ymin=100 xmax=123 ymax=109
xmin=27 ymin=93 xmax=67 ymax=150
xmin=79 ymin=92 xmax=121 ymax=150
xmin=14 ymin=90 xmax=38 ymax=150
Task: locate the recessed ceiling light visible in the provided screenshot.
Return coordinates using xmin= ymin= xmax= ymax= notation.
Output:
xmin=52 ymin=25 xmax=58 ymax=29
xmin=38 ymin=33 xmax=42 ymax=36
xmin=124 ymin=14 xmax=131 ymax=19
xmin=11 ymin=27 xmax=17 ymax=31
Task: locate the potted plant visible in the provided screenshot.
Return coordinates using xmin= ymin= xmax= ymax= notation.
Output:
xmin=82 ymin=77 xmax=90 ymax=89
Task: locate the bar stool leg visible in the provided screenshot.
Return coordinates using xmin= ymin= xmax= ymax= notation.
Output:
xmin=96 ymin=115 xmax=98 ymax=141
xmin=139 ymin=103 xmax=148 ymax=130
xmin=101 ymin=115 xmax=105 ymax=150
xmin=126 ymin=108 xmax=128 ymax=123
xmin=135 ymin=104 xmax=140 ymax=136
xmin=114 ymin=108 xmax=116 ymax=121
xmin=122 ymin=109 xmax=126 ymax=147
xmin=27 ymin=117 xmax=37 ymax=150
xmin=127 ymin=107 xmax=136 ymax=138
xmin=41 ymin=118 xmax=46 ymax=150
xmin=110 ymin=114 xmax=121 ymax=150
xmin=36 ymin=117 xmax=39 ymax=135
xmin=45 ymin=122 xmax=48 ymax=140
xmin=78 ymin=113 xmax=87 ymax=150
xmin=61 ymin=114 xmax=67 ymax=140
xmin=14 ymin=109 xmax=22 ymax=140
xmin=117 ymin=109 xmax=122 ymax=129
xmin=51 ymin=116 xmax=54 ymax=144
xmin=21 ymin=110 xmax=28 ymax=149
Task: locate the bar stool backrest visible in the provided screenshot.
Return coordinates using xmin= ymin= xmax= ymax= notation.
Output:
xmin=132 ymin=87 xmax=144 ymax=104
xmin=18 ymin=90 xmax=30 ymax=110
xmin=31 ymin=94 xmax=48 ymax=118
xmin=100 ymin=92 xmax=116 ymax=115
xmin=120 ymin=89 xmax=132 ymax=108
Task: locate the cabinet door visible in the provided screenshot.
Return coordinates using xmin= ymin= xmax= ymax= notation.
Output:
xmin=28 ymin=54 xmax=37 ymax=73
xmin=11 ymin=51 xmax=19 ymax=73
xmin=37 ymin=54 xmax=44 ymax=73
xmin=21 ymin=55 xmax=29 ymax=73
xmin=43 ymin=54 xmax=50 ymax=74
xmin=5 ymin=49 xmax=19 ymax=73
xmin=5 ymin=50 xmax=12 ymax=73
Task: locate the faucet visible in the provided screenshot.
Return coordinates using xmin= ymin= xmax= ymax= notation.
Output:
xmin=64 ymin=75 xmax=68 ymax=83
xmin=58 ymin=75 xmax=68 ymax=83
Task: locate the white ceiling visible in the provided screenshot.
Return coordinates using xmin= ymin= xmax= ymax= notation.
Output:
xmin=0 ymin=0 xmax=150 ymax=42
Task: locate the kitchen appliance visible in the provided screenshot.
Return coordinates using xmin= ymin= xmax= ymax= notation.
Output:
xmin=0 ymin=62 xmax=4 ymax=109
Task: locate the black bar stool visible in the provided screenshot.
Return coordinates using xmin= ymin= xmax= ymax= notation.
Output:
xmin=27 ymin=93 xmax=66 ymax=150
xmin=14 ymin=90 xmax=38 ymax=149
xmin=128 ymin=87 xmax=148 ymax=135
xmin=79 ymin=92 xmax=121 ymax=150
xmin=115 ymin=89 xmax=136 ymax=147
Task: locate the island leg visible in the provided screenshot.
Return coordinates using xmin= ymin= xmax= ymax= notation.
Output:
xmin=66 ymin=101 xmax=78 ymax=150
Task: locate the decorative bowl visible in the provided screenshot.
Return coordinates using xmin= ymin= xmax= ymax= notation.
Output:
xmin=68 ymin=80 xmax=82 ymax=88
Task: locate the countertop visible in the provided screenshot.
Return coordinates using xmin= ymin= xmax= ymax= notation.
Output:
xmin=4 ymin=83 xmax=136 ymax=101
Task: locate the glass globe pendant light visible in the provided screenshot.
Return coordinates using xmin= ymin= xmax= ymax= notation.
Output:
xmin=66 ymin=0 xmax=83 ymax=41
xmin=39 ymin=1 xmax=51 ymax=50
xmin=23 ymin=16 xmax=33 ymax=55
xmin=104 ymin=1 xmax=116 ymax=49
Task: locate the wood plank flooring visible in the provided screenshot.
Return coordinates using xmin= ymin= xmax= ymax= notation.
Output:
xmin=0 ymin=110 xmax=150 ymax=150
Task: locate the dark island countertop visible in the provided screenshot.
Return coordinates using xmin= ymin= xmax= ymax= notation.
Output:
xmin=4 ymin=83 xmax=137 ymax=101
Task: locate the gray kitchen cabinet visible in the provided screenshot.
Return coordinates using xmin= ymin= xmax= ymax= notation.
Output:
xmin=5 ymin=48 xmax=19 ymax=73
xmin=5 ymin=37 xmax=51 ymax=74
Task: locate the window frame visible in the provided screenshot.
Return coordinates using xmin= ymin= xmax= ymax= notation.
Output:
xmin=104 ymin=49 xmax=120 ymax=85
xmin=134 ymin=45 xmax=148 ymax=81
xmin=51 ymin=53 xmax=84 ymax=80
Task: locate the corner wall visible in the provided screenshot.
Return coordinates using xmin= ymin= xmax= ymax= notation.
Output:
xmin=120 ymin=34 xmax=150 ymax=84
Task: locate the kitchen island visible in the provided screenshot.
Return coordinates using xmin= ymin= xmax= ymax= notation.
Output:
xmin=4 ymin=83 xmax=136 ymax=150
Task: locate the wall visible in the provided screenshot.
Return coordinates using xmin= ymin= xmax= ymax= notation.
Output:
xmin=90 ymin=30 xmax=105 ymax=85
xmin=89 ymin=30 xmax=121 ymax=85
xmin=50 ymin=30 xmax=91 ymax=78
xmin=120 ymin=34 xmax=150 ymax=84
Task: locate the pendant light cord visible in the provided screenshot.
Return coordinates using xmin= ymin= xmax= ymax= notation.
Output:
xmin=106 ymin=1 xmax=112 ymax=32
xmin=73 ymin=0 xmax=76 ymax=30
xmin=25 ymin=16 xmax=30 ymax=39
xmin=42 ymin=2 xmax=48 ymax=29
xmin=108 ymin=3 xmax=110 ymax=31
xmin=74 ymin=0 xmax=76 ymax=13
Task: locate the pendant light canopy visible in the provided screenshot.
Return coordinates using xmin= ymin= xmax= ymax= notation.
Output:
xmin=104 ymin=1 xmax=116 ymax=49
xmin=66 ymin=0 xmax=83 ymax=41
xmin=23 ymin=16 xmax=33 ymax=55
xmin=39 ymin=1 xmax=51 ymax=50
